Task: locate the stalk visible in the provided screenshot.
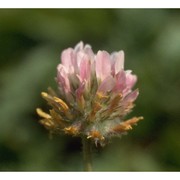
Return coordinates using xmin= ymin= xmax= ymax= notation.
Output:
xmin=82 ymin=136 xmax=92 ymax=171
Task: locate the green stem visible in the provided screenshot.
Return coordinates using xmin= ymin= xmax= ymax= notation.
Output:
xmin=82 ymin=136 xmax=92 ymax=171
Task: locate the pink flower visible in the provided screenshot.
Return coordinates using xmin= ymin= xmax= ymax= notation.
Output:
xmin=37 ymin=42 xmax=143 ymax=146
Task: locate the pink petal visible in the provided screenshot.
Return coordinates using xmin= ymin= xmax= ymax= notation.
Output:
xmin=126 ymin=71 xmax=137 ymax=89
xmin=61 ymin=48 xmax=74 ymax=73
xmin=84 ymin=44 xmax=94 ymax=60
xmin=123 ymin=89 xmax=139 ymax=103
xmin=111 ymin=51 xmax=124 ymax=75
xmin=76 ymin=82 xmax=85 ymax=100
xmin=98 ymin=76 xmax=115 ymax=93
xmin=95 ymin=51 xmax=111 ymax=82
xmin=76 ymin=51 xmax=85 ymax=69
xmin=113 ymin=70 xmax=126 ymax=93
xmin=114 ymin=51 xmax=124 ymax=74
xmin=57 ymin=64 xmax=71 ymax=94
xmin=84 ymin=45 xmax=95 ymax=74
xmin=74 ymin=41 xmax=83 ymax=52
xmin=79 ymin=54 xmax=91 ymax=82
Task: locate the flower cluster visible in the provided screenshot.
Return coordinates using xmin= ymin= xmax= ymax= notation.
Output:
xmin=36 ymin=42 xmax=143 ymax=146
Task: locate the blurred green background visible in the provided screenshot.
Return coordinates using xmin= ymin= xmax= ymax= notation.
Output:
xmin=0 ymin=9 xmax=180 ymax=171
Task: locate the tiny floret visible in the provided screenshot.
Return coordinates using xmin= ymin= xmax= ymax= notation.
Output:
xmin=36 ymin=41 xmax=143 ymax=146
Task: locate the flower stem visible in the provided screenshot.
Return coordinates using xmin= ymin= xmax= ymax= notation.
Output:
xmin=82 ymin=136 xmax=92 ymax=171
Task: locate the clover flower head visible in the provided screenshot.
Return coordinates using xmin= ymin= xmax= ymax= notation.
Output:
xmin=37 ymin=41 xmax=143 ymax=146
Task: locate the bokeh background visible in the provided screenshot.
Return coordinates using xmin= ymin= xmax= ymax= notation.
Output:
xmin=0 ymin=9 xmax=180 ymax=171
